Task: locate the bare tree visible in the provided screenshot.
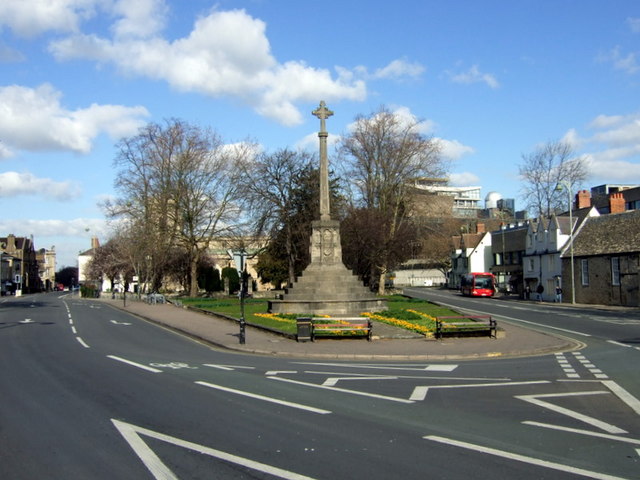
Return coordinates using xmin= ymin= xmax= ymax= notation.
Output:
xmin=519 ymin=140 xmax=590 ymax=216
xmin=338 ymin=106 xmax=444 ymax=294
xmin=106 ymin=119 xmax=253 ymax=296
xmin=240 ymin=148 xmax=317 ymax=285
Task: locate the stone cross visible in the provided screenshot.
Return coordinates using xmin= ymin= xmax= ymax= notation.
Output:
xmin=312 ymin=101 xmax=334 ymax=221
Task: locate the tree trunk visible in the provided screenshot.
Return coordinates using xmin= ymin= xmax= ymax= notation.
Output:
xmin=377 ymin=267 xmax=387 ymax=296
xmin=189 ymin=247 xmax=200 ymax=297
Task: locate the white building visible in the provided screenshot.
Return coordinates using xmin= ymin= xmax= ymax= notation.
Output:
xmin=450 ymin=225 xmax=493 ymax=289
xmin=523 ymin=208 xmax=599 ymax=302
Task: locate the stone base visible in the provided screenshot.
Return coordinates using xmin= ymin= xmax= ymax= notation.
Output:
xmin=269 ymin=297 xmax=387 ymax=317
xmin=269 ymin=217 xmax=388 ymax=316
xmin=268 ymin=262 xmax=388 ymax=316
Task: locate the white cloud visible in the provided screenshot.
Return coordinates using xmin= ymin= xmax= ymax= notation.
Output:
xmin=344 ymin=105 xmax=437 ymax=140
xmin=0 ymin=217 xmax=108 ymax=238
xmin=0 ymin=83 xmax=149 ymax=155
xmin=0 ymin=42 xmax=25 ymax=62
xmin=627 ymin=17 xmax=640 ymax=34
xmin=584 ymin=153 xmax=640 ymax=181
xmin=598 ymin=46 xmax=639 ymax=74
xmin=0 ymin=217 xmax=111 ymax=267
xmin=0 ymin=0 xmax=99 ymax=37
xmin=295 ymin=131 xmax=341 ymax=151
xmin=372 ymin=58 xmax=425 ymax=80
xmin=111 ymin=0 xmax=167 ymax=39
xmin=567 ymin=112 xmax=640 ymax=182
xmin=49 ymin=8 xmax=367 ymax=126
xmin=586 ymin=112 xmax=640 ymax=147
xmin=449 ymin=172 xmax=480 ymax=186
xmin=0 ymin=171 xmax=81 ymax=200
xmin=436 ymin=138 xmax=475 ymax=160
xmin=448 ymin=64 xmax=500 ymax=89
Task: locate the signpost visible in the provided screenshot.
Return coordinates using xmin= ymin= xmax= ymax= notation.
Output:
xmin=228 ymin=249 xmax=248 ymax=344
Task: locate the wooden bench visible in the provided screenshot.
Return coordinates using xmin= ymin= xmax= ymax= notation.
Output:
xmin=435 ymin=315 xmax=496 ymax=339
xmin=297 ymin=317 xmax=372 ymax=341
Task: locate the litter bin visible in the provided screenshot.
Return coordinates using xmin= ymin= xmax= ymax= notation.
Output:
xmin=296 ymin=317 xmax=313 ymax=342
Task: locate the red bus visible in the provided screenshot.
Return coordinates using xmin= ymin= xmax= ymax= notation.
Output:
xmin=460 ymin=272 xmax=496 ymax=297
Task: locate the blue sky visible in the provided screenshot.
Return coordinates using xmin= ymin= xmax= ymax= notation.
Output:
xmin=1 ymin=0 xmax=639 ymax=268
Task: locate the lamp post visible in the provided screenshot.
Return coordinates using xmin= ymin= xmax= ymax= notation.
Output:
xmin=228 ymin=248 xmax=247 ymax=344
xmin=555 ymin=181 xmax=576 ymax=304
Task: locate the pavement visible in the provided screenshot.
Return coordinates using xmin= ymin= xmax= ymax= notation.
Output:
xmin=92 ymin=295 xmax=585 ymax=361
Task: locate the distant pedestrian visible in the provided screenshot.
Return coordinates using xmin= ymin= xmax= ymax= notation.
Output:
xmin=536 ymin=284 xmax=544 ymax=301
xmin=555 ymin=286 xmax=562 ymax=303
xmin=524 ymin=284 xmax=531 ymax=300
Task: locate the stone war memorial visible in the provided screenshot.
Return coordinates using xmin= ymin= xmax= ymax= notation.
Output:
xmin=268 ymin=101 xmax=388 ymax=316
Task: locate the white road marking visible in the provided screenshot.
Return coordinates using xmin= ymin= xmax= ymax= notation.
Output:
xmin=203 ymin=364 xmax=256 ymax=371
xmin=523 ymin=421 xmax=640 ymax=445
xmin=195 ymin=381 xmax=331 ymax=414
xmin=607 ymin=340 xmax=631 ymax=348
xmin=265 ymin=370 xmax=298 ymax=376
xmin=424 ymin=435 xmax=630 ymax=480
xmin=269 ymin=376 xmax=414 ymax=404
xmin=305 ymin=370 xmax=501 ymax=382
xmin=19 ymin=319 xmax=33 ymax=324
xmin=294 ymin=362 xmax=458 ymax=372
xmin=112 ymin=419 xmax=317 ymax=480
xmin=516 ymin=391 xmax=627 ymax=434
xmin=76 ymin=337 xmax=90 ymax=348
xmin=322 ymin=376 xmax=397 ymax=386
xmin=602 ymin=380 xmax=640 ymax=416
xmin=110 ymin=320 xmax=132 ymax=325
xmin=71 ymin=326 xmax=77 ymax=334
xmin=149 ymin=362 xmax=197 ymax=370
xmin=107 ymin=355 xmax=162 ymax=373
xmin=409 ymin=380 xmax=549 ymax=401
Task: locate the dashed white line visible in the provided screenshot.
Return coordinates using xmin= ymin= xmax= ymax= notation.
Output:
xmin=76 ymin=337 xmax=90 ymax=348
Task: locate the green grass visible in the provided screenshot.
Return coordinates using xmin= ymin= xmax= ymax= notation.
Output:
xmin=178 ymin=294 xmax=460 ymax=336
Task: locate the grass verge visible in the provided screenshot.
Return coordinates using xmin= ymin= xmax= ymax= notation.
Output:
xmin=178 ymin=294 xmax=460 ymax=337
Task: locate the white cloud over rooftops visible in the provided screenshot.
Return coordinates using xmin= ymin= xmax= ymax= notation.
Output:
xmin=449 ymin=172 xmax=480 ymax=186
xmin=0 ymin=84 xmax=149 ymax=157
xmin=562 ymin=112 xmax=640 ymax=183
xmin=0 ymin=171 xmax=81 ymax=201
xmin=437 ymin=138 xmax=475 ymax=161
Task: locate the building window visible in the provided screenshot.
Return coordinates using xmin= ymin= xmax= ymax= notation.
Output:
xmin=581 ymin=259 xmax=589 ymax=286
xmin=528 ymin=258 xmax=534 ymax=272
xmin=611 ymin=257 xmax=620 ymax=286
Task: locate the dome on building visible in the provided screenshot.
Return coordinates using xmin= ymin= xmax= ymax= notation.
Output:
xmin=485 ymin=191 xmax=503 ymax=209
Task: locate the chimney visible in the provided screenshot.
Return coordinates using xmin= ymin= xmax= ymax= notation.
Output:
xmin=7 ymin=234 xmax=16 ymax=251
xmin=476 ymin=223 xmax=485 ymax=234
xmin=91 ymin=236 xmax=100 ymax=249
xmin=575 ymin=190 xmax=591 ymax=209
xmin=609 ymin=192 xmax=626 ymax=214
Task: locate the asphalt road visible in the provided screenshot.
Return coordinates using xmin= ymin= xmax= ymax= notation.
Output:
xmin=1 ymin=291 xmax=639 ymax=479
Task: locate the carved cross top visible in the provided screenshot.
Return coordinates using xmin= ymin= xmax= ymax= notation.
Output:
xmin=312 ymin=101 xmax=333 ymax=133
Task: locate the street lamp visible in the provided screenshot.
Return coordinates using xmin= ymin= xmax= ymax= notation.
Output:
xmin=555 ymin=181 xmax=576 ymax=304
xmin=228 ymin=248 xmax=248 ymax=344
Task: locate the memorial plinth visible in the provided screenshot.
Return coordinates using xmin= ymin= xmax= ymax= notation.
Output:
xmin=268 ymin=102 xmax=387 ymax=316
